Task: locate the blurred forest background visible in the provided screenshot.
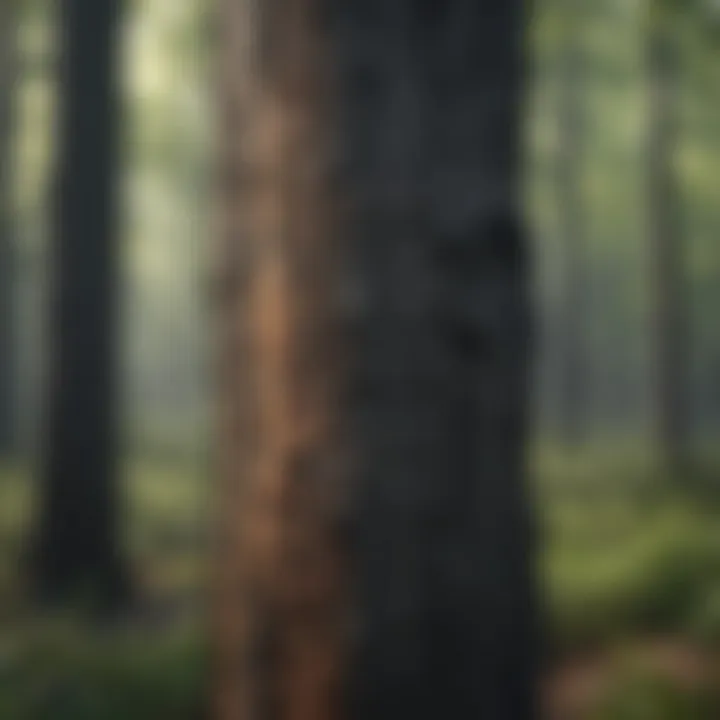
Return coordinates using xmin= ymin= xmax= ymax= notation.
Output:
xmin=1 ymin=0 xmax=720 ymax=717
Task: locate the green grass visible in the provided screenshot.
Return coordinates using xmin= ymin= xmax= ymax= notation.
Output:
xmin=0 ymin=457 xmax=209 ymax=615
xmin=0 ymin=457 xmax=208 ymax=718
xmin=0 ymin=620 xmax=206 ymax=720
xmin=1 ymin=448 xmax=720 ymax=717
xmin=591 ymin=661 xmax=720 ymax=720
xmin=534 ymin=450 xmax=720 ymax=654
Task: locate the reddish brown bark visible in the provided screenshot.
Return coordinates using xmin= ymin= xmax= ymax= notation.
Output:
xmin=214 ymin=1 xmax=349 ymax=718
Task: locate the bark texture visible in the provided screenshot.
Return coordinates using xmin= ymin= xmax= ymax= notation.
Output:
xmin=33 ymin=0 xmax=127 ymax=607
xmin=338 ymin=2 xmax=537 ymax=717
xmin=216 ymin=1 xmax=536 ymax=718
xmin=214 ymin=1 xmax=349 ymax=718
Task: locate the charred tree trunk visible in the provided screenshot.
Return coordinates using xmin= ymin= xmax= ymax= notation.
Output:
xmin=215 ymin=1 xmax=536 ymax=718
xmin=32 ymin=0 xmax=127 ymax=609
xmin=648 ymin=17 xmax=687 ymax=476
xmin=343 ymin=1 xmax=536 ymax=717
xmin=0 ymin=0 xmax=19 ymax=457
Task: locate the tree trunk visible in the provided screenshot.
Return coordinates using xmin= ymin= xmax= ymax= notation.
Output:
xmin=32 ymin=0 xmax=127 ymax=609
xmin=215 ymin=1 xmax=536 ymax=718
xmin=648 ymin=18 xmax=687 ymax=475
xmin=0 ymin=0 xmax=19 ymax=457
xmin=214 ymin=1 xmax=349 ymax=718
xmin=556 ymin=9 xmax=588 ymax=446
xmin=343 ymin=2 xmax=536 ymax=717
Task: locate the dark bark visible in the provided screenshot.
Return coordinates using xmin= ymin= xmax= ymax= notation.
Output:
xmin=32 ymin=0 xmax=127 ymax=609
xmin=338 ymin=1 xmax=537 ymax=717
xmin=648 ymin=19 xmax=688 ymax=475
xmin=0 ymin=0 xmax=19 ymax=456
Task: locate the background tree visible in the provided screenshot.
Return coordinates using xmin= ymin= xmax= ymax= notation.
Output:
xmin=0 ymin=0 xmax=19 ymax=457
xmin=684 ymin=3 xmax=720 ymax=438
xmin=647 ymin=0 xmax=689 ymax=474
xmin=555 ymin=0 xmax=589 ymax=446
xmin=32 ymin=0 xmax=128 ymax=608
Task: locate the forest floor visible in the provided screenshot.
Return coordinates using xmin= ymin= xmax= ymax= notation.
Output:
xmin=1 ymin=448 xmax=720 ymax=718
xmin=544 ymin=638 xmax=720 ymax=719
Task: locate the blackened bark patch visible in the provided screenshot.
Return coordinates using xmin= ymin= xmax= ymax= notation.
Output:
xmin=340 ymin=1 xmax=537 ymax=718
xmin=433 ymin=210 xmax=527 ymax=359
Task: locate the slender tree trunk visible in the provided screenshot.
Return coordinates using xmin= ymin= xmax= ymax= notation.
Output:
xmin=215 ymin=1 xmax=536 ymax=718
xmin=0 ymin=0 xmax=19 ymax=457
xmin=556 ymin=12 xmax=588 ymax=446
xmin=32 ymin=0 xmax=127 ymax=608
xmin=214 ymin=1 xmax=349 ymax=718
xmin=648 ymin=19 xmax=687 ymax=475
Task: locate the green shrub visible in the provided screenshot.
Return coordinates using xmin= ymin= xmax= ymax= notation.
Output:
xmin=592 ymin=666 xmax=718 ymax=720
xmin=545 ymin=503 xmax=720 ymax=652
xmin=686 ymin=585 xmax=720 ymax=649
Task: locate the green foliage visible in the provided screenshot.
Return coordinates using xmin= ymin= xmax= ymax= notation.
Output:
xmin=3 ymin=451 xmax=720 ymax=716
xmin=592 ymin=664 xmax=719 ymax=720
xmin=548 ymin=521 xmax=720 ymax=651
xmin=536 ymin=450 xmax=720 ymax=653
xmin=0 ymin=461 xmax=208 ymax=719
xmin=0 ymin=460 xmax=207 ymax=617
xmin=686 ymin=584 xmax=720 ymax=648
xmin=0 ymin=623 xmax=206 ymax=720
